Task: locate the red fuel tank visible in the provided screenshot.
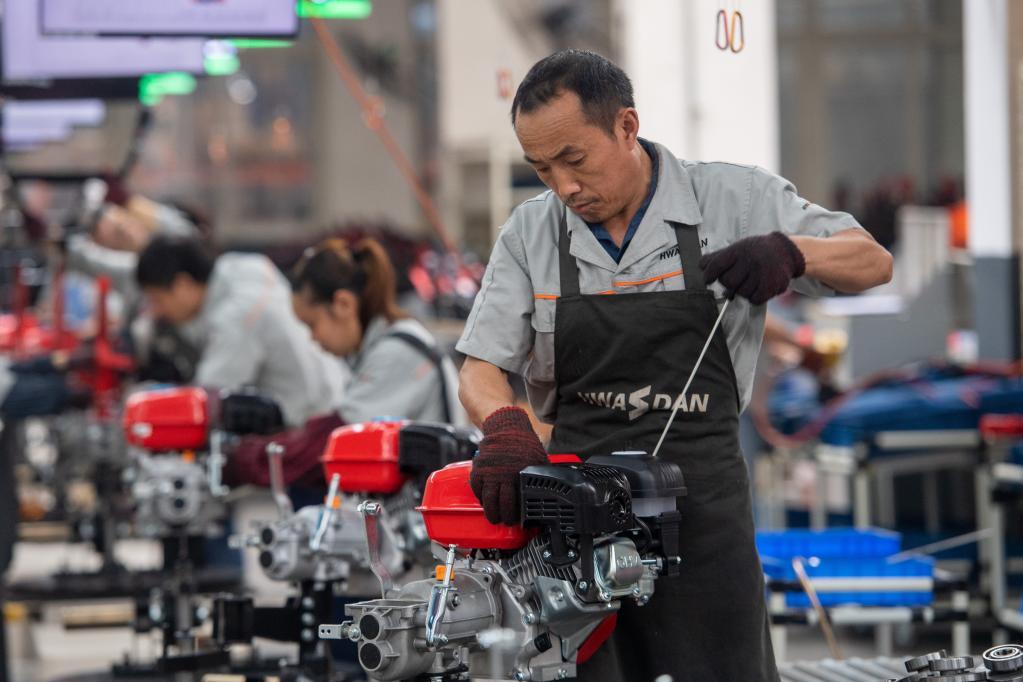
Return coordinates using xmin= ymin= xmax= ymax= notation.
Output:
xmin=417 ymin=454 xmax=581 ymax=550
xmin=123 ymin=387 xmax=209 ymax=451
xmin=321 ymin=421 xmax=409 ymax=494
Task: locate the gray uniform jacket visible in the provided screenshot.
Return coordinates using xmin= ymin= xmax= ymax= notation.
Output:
xmin=338 ymin=316 xmax=467 ymax=426
xmin=456 ymin=140 xmax=862 ymax=421
xmin=64 ymin=203 xmax=199 ymax=300
xmin=187 ymin=253 xmax=346 ymax=426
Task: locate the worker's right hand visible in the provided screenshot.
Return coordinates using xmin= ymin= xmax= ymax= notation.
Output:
xmin=469 ymin=406 xmax=548 ymax=526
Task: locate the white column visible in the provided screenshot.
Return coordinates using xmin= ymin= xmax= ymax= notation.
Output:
xmin=965 ymin=0 xmax=1012 ymax=257
xmin=618 ymin=0 xmax=779 ymax=171
xmin=964 ymin=0 xmax=1020 ymax=361
xmin=617 ymin=0 xmax=689 ymax=155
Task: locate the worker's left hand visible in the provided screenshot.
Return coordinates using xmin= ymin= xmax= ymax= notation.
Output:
xmin=699 ymin=232 xmax=806 ymax=305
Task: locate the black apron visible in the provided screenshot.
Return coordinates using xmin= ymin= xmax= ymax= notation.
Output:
xmin=547 ymin=209 xmax=778 ymax=682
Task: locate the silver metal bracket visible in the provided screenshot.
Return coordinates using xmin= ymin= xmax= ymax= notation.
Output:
xmin=311 ymin=473 xmax=342 ymax=552
xmin=425 ymin=544 xmax=457 ymax=647
xmin=358 ymin=499 xmax=394 ymax=596
xmin=208 ymin=430 xmax=229 ymax=496
xmin=265 ymin=441 xmax=293 ymax=518
xmin=318 ymin=621 xmax=359 ymax=641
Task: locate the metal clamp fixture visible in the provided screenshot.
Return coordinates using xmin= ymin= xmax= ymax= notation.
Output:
xmin=265 ymin=441 xmax=293 ymax=519
xmin=425 ymin=544 xmax=457 ymax=647
xmin=207 ymin=429 xmax=228 ymax=496
xmin=358 ymin=499 xmax=394 ymax=596
xmin=311 ymin=473 xmax=341 ymax=552
xmin=318 ymin=622 xmax=360 ymax=641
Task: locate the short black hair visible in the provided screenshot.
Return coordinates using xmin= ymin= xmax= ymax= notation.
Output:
xmin=135 ymin=235 xmax=215 ymax=289
xmin=511 ymin=49 xmax=635 ymax=134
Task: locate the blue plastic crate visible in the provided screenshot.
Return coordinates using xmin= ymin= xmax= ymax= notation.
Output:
xmin=756 ymin=528 xmax=901 ymax=561
xmin=762 ymin=555 xmax=934 ymax=608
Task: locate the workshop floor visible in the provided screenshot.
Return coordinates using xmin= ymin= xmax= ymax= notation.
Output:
xmin=2 ymin=491 xmax=996 ymax=681
xmin=5 ymin=625 xmax=948 ymax=681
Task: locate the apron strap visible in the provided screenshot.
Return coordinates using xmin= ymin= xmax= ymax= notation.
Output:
xmin=558 ymin=204 xmax=581 ymax=297
xmin=384 ymin=331 xmax=454 ymax=424
xmin=672 ymin=221 xmax=706 ymax=291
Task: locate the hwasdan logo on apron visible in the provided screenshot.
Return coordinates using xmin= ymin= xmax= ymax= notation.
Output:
xmin=576 ymin=386 xmax=710 ymax=421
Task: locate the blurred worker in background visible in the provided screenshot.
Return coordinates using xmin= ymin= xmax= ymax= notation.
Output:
xmin=225 ymin=237 xmax=465 ymax=490
xmin=64 ymin=177 xmax=205 ymax=299
xmin=0 ymin=181 xmax=206 ymax=423
xmin=134 ymin=235 xmax=346 ymax=427
xmin=62 ymin=181 xmax=209 ymax=382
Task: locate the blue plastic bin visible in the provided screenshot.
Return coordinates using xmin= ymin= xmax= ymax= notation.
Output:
xmin=756 ymin=528 xmax=901 ymax=560
xmin=757 ymin=528 xmax=934 ymax=608
xmin=764 ymin=555 xmax=934 ymax=608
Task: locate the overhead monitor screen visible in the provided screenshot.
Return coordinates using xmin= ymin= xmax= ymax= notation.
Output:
xmin=2 ymin=99 xmax=106 ymax=153
xmin=4 ymin=99 xmax=107 ymax=129
xmin=2 ymin=100 xmax=138 ymax=176
xmin=3 ymin=0 xmax=205 ymax=81
xmin=41 ymin=0 xmax=298 ymax=38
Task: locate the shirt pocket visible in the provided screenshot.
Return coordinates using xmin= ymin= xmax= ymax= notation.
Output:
xmin=524 ymin=298 xmax=556 ymax=383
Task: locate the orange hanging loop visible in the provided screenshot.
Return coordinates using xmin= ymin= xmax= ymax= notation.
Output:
xmin=715 ymin=9 xmax=730 ymax=51
xmin=730 ymin=10 xmax=745 ymax=53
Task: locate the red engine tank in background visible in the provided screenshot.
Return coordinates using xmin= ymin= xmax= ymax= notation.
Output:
xmin=122 ymin=387 xmax=209 ymax=451
xmin=417 ymin=455 xmax=581 ymax=550
xmin=321 ymin=421 xmax=409 ymax=494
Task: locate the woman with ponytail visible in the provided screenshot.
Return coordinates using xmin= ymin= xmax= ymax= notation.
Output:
xmin=225 ymin=237 xmax=465 ymax=488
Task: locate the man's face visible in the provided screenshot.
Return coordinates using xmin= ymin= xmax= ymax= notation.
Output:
xmin=142 ymin=274 xmax=204 ymax=325
xmin=515 ymin=91 xmax=638 ymax=224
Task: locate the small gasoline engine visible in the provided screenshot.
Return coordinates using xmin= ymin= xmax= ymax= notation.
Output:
xmin=320 ymin=450 xmax=686 ymax=682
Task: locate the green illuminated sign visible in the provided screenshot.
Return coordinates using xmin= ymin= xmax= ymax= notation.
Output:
xmin=297 ymin=0 xmax=371 ymax=20
xmin=203 ymin=41 xmax=241 ymax=77
xmin=138 ymin=73 xmax=197 ymax=106
xmin=230 ymin=39 xmax=294 ymax=49
xmin=204 ymin=54 xmax=240 ymax=76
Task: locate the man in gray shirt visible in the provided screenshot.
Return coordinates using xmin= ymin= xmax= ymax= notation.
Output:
xmin=135 ymin=236 xmax=345 ymax=427
xmin=456 ymin=50 xmax=892 ymax=681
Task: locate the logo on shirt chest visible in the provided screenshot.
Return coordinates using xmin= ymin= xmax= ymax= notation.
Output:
xmin=576 ymin=385 xmax=710 ymax=421
xmin=657 ymin=238 xmax=708 ymax=261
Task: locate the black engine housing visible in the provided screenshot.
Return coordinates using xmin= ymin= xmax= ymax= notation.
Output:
xmin=519 ymin=464 xmax=632 ymax=535
xmin=398 ymin=422 xmax=479 ymax=487
xmin=216 ymin=390 xmax=285 ymax=436
xmin=518 ymin=453 xmax=686 ymax=578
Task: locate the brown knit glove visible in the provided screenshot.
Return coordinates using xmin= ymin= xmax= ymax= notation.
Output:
xmin=700 ymin=232 xmax=806 ymax=305
xmin=469 ymin=407 xmax=548 ymax=526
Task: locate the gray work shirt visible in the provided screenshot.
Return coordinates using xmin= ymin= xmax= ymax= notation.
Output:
xmin=456 ymin=140 xmax=862 ymax=421
xmin=187 ymin=253 xmax=346 ymax=427
xmin=338 ymin=316 xmax=467 ymax=426
xmin=65 ymin=203 xmax=200 ymax=300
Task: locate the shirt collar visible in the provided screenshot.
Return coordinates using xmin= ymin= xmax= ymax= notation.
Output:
xmin=644 ymin=140 xmax=702 ymax=225
xmin=564 ymin=139 xmax=702 ymax=272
